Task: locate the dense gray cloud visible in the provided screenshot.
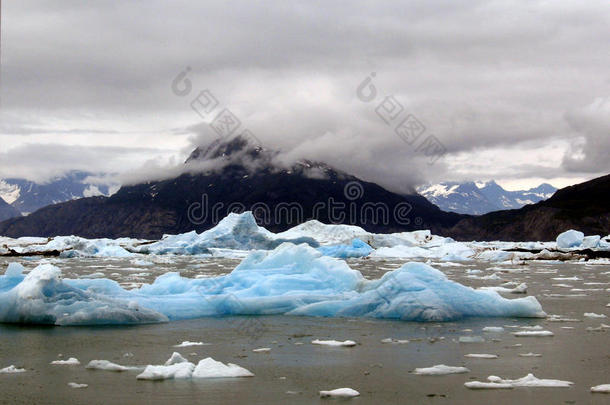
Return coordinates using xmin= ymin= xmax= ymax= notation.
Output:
xmin=0 ymin=0 xmax=608 ymax=191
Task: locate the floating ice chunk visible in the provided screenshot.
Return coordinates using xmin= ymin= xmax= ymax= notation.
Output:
xmin=317 ymin=239 xmax=373 ymax=259
xmin=312 ymin=339 xmax=356 ymax=347
xmin=413 ymin=365 xmax=469 ymax=375
xmin=381 ymin=338 xmax=409 ymax=344
xmin=192 ymin=357 xmax=254 ymax=378
xmin=51 ymin=357 xmax=80 ymax=365
xmin=582 ymin=235 xmax=601 ymax=249
xmin=137 ymin=362 xmax=195 ymax=380
xmin=319 ymin=388 xmax=360 ymax=398
xmin=519 ymin=325 xmax=543 ymax=330
xmin=513 ymin=330 xmax=554 ymax=337
xmin=584 ymin=312 xmax=606 ymax=318
xmin=68 ymin=382 xmax=88 ymax=389
xmin=252 ymin=348 xmax=271 ymax=353
xmin=482 ymin=327 xmax=505 ymax=333
xmin=465 ymin=381 xmax=513 ymax=389
xmin=4 ymin=263 xmax=24 ymax=278
xmin=173 ymin=341 xmax=209 ymax=347
xmin=519 ymin=353 xmax=542 ymax=357
xmin=556 ymin=230 xmax=584 ymax=249
xmin=459 ymin=336 xmax=484 ymax=343
xmin=464 ymin=354 xmax=498 ymax=359
xmin=138 ymin=212 xmax=318 ymax=255
xmin=86 ymin=360 xmax=141 ymax=372
xmin=0 ymin=264 xmax=167 ymax=326
xmin=164 ymin=352 xmax=188 ymax=366
xmin=0 ymin=365 xmax=25 ymax=373
xmin=591 ymin=384 xmax=610 ymax=393
xmin=486 ymin=373 xmax=573 ymax=388
xmin=480 ymin=283 xmax=527 ymax=294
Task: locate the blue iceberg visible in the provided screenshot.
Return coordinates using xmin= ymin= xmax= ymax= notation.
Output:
xmin=0 ymin=244 xmax=546 ymax=326
xmin=317 ymin=238 xmax=373 ymax=259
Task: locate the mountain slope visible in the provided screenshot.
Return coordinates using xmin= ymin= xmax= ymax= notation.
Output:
xmin=0 ymin=172 xmax=114 ymax=215
xmin=418 ymin=181 xmax=557 ymax=215
xmin=0 ymin=197 xmax=21 ymax=222
xmin=448 ymin=174 xmax=610 ymax=241
xmin=0 ymin=136 xmax=464 ymax=239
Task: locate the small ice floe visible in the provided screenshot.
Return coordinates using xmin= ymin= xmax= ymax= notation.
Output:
xmin=561 ymin=326 xmax=574 ymax=329
xmin=547 ymin=315 xmax=580 ymax=322
xmin=51 ymin=357 xmax=80 ymax=365
xmin=86 ymin=360 xmax=141 ymax=372
xmin=79 ymin=272 xmax=105 ymax=279
xmin=586 ymin=324 xmax=610 ymax=332
xmin=173 ymin=341 xmax=210 ymax=347
xmin=67 ymin=382 xmax=88 ymax=389
xmin=513 ymin=330 xmax=554 ymax=337
xmin=459 ymin=336 xmax=484 ymax=343
xmin=519 ymin=325 xmax=543 ymax=330
xmin=584 ymin=312 xmax=607 ymax=318
xmin=519 ymin=353 xmax=542 ymax=357
xmin=465 ymin=374 xmax=572 ymax=389
xmin=252 ymin=348 xmax=271 ymax=353
xmin=591 ymin=384 xmax=610 ymax=393
xmin=464 ymin=354 xmax=498 ymax=359
xmin=311 ymin=339 xmax=356 ymax=347
xmin=136 ymin=356 xmax=253 ymax=380
xmin=552 ymin=276 xmax=580 ymax=281
xmin=482 ymin=326 xmax=505 ymax=333
xmin=480 ymin=283 xmax=527 ymax=294
xmin=319 ymin=388 xmax=360 ymax=398
xmin=380 ymin=338 xmax=409 ymax=344
xmin=413 ymin=365 xmax=469 ymax=375
xmin=0 ymin=365 xmax=26 ymax=373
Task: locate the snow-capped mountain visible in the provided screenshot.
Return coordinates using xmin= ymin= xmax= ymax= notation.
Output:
xmin=0 ymin=171 xmax=116 ymax=215
xmin=417 ymin=181 xmax=557 ymax=215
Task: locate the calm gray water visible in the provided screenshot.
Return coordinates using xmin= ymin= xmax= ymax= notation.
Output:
xmin=0 ymin=256 xmax=608 ymax=404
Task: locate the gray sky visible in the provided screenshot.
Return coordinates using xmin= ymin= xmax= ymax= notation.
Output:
xmin=1 ymin=0 xmax=609 ymax=192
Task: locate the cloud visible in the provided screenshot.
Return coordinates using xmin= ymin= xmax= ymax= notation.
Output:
xmin=1 ymin=0 xmax=609 ymax=189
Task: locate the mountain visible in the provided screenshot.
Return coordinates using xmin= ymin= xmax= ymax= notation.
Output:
xmin=0 ymin=197 xmax=21 ymax=222
xmin=417 ymin=181 xmax=557 ymax=215
xmin=0 ymin=171 xmax=114 ymax=215
xmin=448 ymin=174 xmax=610 ymax=241
xmin=0 ymin=136 xmax=465 ymax=239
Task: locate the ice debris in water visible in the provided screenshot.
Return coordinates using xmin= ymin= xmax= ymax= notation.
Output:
xmin=0 ymin=365 xmax=26 ymax=373
xmin=319 ymin=388 xmax=360 ymax=398
xmin=86 ymin=360 xmax=141 ymax=372
xmin=584 ymin=312 xmax=606 ymax=318
xmin=173 ymin=341 xmax=209 ymax=347
xmin=413 ymin=365 xmax=470 ymax=375
xmin=50 ymin=357 xmax=80 ymax=365
xmin=68 ymin=382 xmax=88 ymax=389
xmin=464 ymin=354 xmax=498 ymax=359
xmin=312 ymin=339 xmax=356 ymax=347
xmin=135 ymin=212 xmax=319 ymax=255
xmin=556 ymin=230 xmax=585 ymax=249
xmin=466 ymin=373 xmax=573 ymax=389
xmin=0 ymin=243 xmax=546 ymax=326
xmin=513 ymin=330 xmax=554 ymax=337
xmin=591 ymin=384 xmax=610 ymax=393
xmin=136 ymin=353 xmax=253 ymax=380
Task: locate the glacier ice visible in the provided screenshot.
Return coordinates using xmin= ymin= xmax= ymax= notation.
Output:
xmin=316 ymin=238 xmax=373 ymax=258
xmin=556 ymin=230 xmax=585 ymax=249
xmin=0 ymin=243 xmax=546 ymax=326
xmin=136 ymin=354 xmax=253 ymax=380
xmin=319 ymin=388 xmax=360 ymax=398
xmin=413 ymin=365 xmax=470 ymax=375
xmin=136 ymin=212 xmax=319 ymax=255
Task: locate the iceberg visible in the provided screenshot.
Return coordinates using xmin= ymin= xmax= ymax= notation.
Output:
xmin=136 ymin=212 xmax=319 ymax=254
xmin=0 ymin=243 xmax=546 ymax=326
xmin=136 ymin=354 xmax=253 ymax=380
xmin=317 ymin=238 xmax=373 ymax=258
xmin=556 ymin=230 xmax=585 ymax=249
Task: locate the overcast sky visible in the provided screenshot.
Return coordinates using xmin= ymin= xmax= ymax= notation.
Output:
xmin=1 ymin=0 xmax=609 ymax=193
